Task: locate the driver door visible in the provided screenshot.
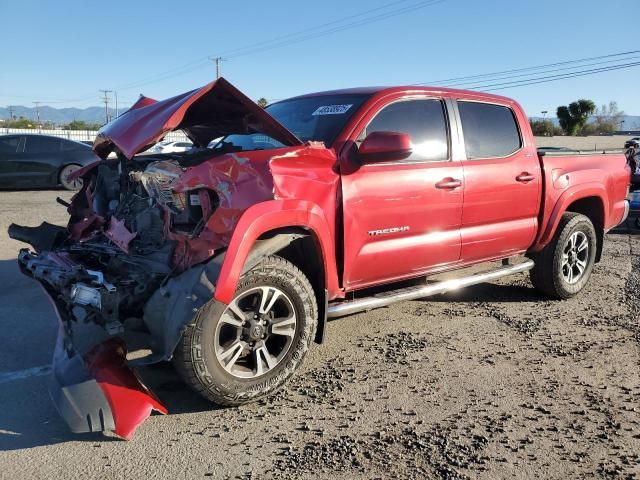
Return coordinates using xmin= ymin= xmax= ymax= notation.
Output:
xmin=340 ymin=97 xmax=464 ymax=290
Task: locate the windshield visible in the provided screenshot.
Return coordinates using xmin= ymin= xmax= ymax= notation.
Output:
xmin=207 ymin=93 xmax=370 ymax=154
xmin=266 ymin=94 xmax=369 ymax=145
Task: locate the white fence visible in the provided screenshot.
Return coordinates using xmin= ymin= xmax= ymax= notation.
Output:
xmin=0 ymin=128 xmax=188 ymax=143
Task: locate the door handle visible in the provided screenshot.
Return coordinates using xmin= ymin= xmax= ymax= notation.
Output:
xmin=516 ymin=172 xmax=535 ymax=183
xmin=435 ymin=178 xmax=462 ymax=189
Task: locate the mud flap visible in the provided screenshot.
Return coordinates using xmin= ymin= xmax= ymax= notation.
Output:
xmin=49 ymin=313 xmax=167 ymax=440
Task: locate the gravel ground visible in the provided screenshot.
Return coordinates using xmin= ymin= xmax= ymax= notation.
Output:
xmin=0 ymin=190 xmax=638 ymax=479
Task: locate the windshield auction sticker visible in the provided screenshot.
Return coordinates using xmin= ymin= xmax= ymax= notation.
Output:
xmin=312 ymin=104 xmax=353 ymax=116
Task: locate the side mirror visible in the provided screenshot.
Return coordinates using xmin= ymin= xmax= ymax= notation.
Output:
xmin=358 ymin=131 xmax=412 ymax=163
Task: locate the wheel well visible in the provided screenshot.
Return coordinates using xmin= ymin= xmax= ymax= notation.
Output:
xmin=257 ymin=227 xmax=327 ymax=343
xmin=565 ymin=196 xmax=605 ymax=262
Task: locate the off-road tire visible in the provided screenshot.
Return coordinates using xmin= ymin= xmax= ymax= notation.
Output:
xmin=174 ymin=255 xmax=318 ymax=406
xmin=529 ymin=212 xmax=597 ymax=299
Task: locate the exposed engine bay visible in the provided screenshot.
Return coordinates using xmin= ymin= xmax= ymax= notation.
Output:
xmin=6 ymin=77 xmax=314 ymax=439
xmin=12 ymin=155 xmax=221 ymax=341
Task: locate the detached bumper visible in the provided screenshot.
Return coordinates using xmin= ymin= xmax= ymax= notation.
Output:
xmin=50 ymin=327 xmax=167 ymax=440
xmin=18 ymin=250 xmax=168 ymax=440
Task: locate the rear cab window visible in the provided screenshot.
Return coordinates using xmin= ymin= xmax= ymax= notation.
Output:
xmin=457 ymin=101 xmax=521 ymax=159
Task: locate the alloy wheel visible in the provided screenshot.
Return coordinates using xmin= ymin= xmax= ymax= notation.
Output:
xmin=561 ymin=231 xmax=589 ymax=284
xmin=214 ymin=286 xmax=297 ymax=379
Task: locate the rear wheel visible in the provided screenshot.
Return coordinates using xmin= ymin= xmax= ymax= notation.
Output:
xmin=174 ymin=255 xmax=318 ymax=406
xmin=529 ymin=212 xmax=597 ymax=299
xmin=59 ymin=164 xmax=83 ymax=190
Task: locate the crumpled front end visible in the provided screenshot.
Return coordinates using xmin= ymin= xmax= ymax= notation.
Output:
xmin=8 ymin=77 xmax=337 ymax=439
xmin=9 ymin=148 xmax=282 ymax=438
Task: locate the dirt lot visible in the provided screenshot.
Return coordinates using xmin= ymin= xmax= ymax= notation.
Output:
xmin=0 ymin=190 xmax=638 ymax=479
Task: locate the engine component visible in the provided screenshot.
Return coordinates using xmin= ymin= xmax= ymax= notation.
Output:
xmin=130 ymin=160 xmax=184 ymax=213
xmin=70 ymin=283 xmax=102 ymax=308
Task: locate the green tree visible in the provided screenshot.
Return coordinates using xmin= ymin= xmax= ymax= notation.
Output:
xmin=256 ymin=98 xmax=268 ymax=108
xmin=4 ymin=116 xmax=35 ymax=128
xmin=529 ymin=119 xmax=561 ymax=137
xmin=556 ymin=99 xmax=596 ymax=136
xmin=64 ymin=120 xmax=102 ymax=130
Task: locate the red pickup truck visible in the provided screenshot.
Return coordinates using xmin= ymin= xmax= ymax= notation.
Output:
xmin=10 ymin=78 xmax=631 ymax=439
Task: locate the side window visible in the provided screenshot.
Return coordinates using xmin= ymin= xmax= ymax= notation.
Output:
xmin=458 ymin=102 xmax=521 ymax=159
xmin=60 ymin=139 xmax=85 ymax=151
xmin=0 ymin=136 xmax=20 ymax=154
xmin=24 ymin=136 xmax=62 ymax=154
xmin=363 ymin=99 xmax=449 ymax=162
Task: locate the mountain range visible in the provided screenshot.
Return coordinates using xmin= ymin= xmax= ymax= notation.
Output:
xmin=0 ymin=105 xmax=130 ymax=126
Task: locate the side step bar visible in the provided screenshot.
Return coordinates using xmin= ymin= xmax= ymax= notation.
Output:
xmin=327 ymin=259 xmax=534 ymax=319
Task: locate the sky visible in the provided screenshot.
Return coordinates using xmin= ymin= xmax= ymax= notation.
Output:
xmin=1 ymin=0 xmax=638 ymax=116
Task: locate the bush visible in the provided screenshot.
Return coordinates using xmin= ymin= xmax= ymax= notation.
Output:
xmin=530 ymin=119 xmax=562 ymax=137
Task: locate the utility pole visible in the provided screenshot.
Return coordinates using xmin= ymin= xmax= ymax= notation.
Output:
xmin=209 ymin=56 xmax=224 ymax=79
xmin=114 ymin=90 xmax=118 ymax=117
xmin=8 ymin=105 xmax=14 ymax=120
xmin=33 ymin=101 xmax=42 ymax=128
xmin=99 ymin=90 xmax=112 ymax=124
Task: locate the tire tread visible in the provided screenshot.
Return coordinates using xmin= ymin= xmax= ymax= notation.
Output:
xmin=173 ymin=255 xmax=318 ymax=406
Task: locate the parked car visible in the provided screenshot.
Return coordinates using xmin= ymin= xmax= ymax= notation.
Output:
xmin=624 ymin=137 xmax=640 ymax=149
xmin=0 ymin=134 xmax=99 ymax=190
xmin=9 ymin=78 xmax=631 ymax=439
xmin=149 ymin=140 xmax=193 ymax=153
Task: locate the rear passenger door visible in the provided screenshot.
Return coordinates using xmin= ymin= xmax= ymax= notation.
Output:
xmin=455 ymin=100 xmax=541 ymax=262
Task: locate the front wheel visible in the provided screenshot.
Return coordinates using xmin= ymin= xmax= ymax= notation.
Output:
xmin=174 ymin=255 xmax=318 ymax=406
xmin=529 ymin=212 xmax=597 ymax=299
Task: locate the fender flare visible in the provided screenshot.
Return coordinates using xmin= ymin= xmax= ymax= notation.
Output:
xmin=535 ymin=183 xmax=608 ymax=250
xmin=213 ymin=199 xmax=340 ymax=305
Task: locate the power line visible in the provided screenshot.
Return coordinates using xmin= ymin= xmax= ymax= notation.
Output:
xmin=441 ymin=55 xmax=640 ymax=88
xmin=109 ymin=0 xmax=446 ymax=92
xmin=468 ymin=61 xmax=640 ymax=91
xmin=416 ymin=49 xmax=640 ymax=86
xmin=217 ymin=0 xmax=415 ymax=58
xmin=220 ymin=0 xmax=444 ymax=59
xmin=2 ymin=0 xmax=446 ymax=104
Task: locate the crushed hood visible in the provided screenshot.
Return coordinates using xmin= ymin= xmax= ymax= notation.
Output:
xmin=93 ymin=77 xmax=302 ymax=160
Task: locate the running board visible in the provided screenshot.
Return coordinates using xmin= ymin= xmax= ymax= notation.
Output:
xmin=327 ymin=259 xmax=535 ymax=319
